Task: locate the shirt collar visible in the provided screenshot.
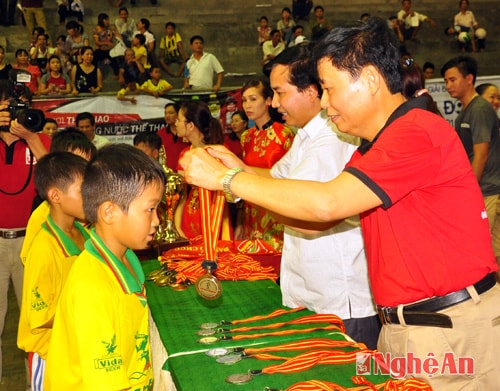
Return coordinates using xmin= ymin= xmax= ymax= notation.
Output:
xmin=85 ymin=229 xmax=147 ymax=306
xmin=298 ymin=111 xmax=327 ymax=140
xmin=358 ymin=96 xmax=428 ymax=155
xmin=42 ymin=215 xmax=90 ymax=258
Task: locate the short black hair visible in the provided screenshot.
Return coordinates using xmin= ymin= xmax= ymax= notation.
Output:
xmin=51 ymin=127 xmax=97 ymax=158
xmin=133 ymin=131 xmax=162 ymax=151
xmin=190 ymin=35 xmax=204 ymax=45
xmin=270 ymin=44 xmax=321 ymax=94
xmin=76 ymin=112 xmax=95 ymax=126
xmin=139 ymin=18 xmax=150 ymax=30
xmin=311 ymin=17 xmax=403 ymax=94
xmin=440 ymin=55 xmax=477 ymax=83
xmin=82 ymin=144 xmax=166 ymax=224
xmin=34 ymin=151 xmax=88 ymax=202
xmin=165 ymin=21 xmax=176 ymax=29
xmin=134 ymin=33 xmax=146 ymax=46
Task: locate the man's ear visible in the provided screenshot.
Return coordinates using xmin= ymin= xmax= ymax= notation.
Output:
xmin=363 ymin=65 xmax=381 ymax=96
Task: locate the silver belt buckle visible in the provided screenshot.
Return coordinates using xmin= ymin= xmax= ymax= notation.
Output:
xmin=2 ymin=230 xmax=18 ymax=239
xmin=377 ymin=306 xmax=393 ymax=325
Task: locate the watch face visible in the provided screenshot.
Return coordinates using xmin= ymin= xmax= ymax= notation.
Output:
xmin=195 ymin=273 xmax=222 ymax=300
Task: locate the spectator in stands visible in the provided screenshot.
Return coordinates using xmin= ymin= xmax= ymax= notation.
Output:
xmin=57 ymin=0 xmax=84 ymax=25
xmin=133 ymin=18 xmax=156 ymax=67
xmin=262 ymin=29 xmax=285 ymax=66
xmin=114 ymin=7 xmax=135 ymax=47
xmin=14 ymin=48 xmax=41 ymax=95
xmin=0 ymin=46 xmax=13 ymax=80
xmin=453 ymin=0 xmax=485 ymax=53
xmin=66 ymin=21 xmax=89 ymax=64
xmin=93 ymin=13 xmax=119 ymax=78
xmin=41 ymin=118 xmax=59 ymax=137
xmin=397 ymin=0 xmax=435 ymax=43
xmin=388 ymin=15 xmax=404 ymax=42
xmin=29 ymin=27 xmax=46 ymax=53
xmin=159 ymin=21 xmax=187 ymax=78
xmin=422 ymin=61 xmax=435 ymax=79
xmin=131 ymin=33 xmax=150 ymax=71
xmin=54 ymin=35 xmax=72 ymax=74
xmin=75 ymin=111 xmax=109 ymax=149
xmin=141 ymin=66 xmax=172 ymax=98
xmin=20 ymin=0 xmax=47 ymax=39
xmin=39 ymin=55 xmax=72 ymax=95
xmin=288 ymin=25 xmax=307 ymax=47
xmin=277 ymin=7 xmax=295 ymax=46
xmin=183 ymin=35 xmax=224 ymax=92
xmin=257 ymin=16 xmax=271 ymax=45
xmin=157 ymin=102 xmax=190 ymax=171
xmin=292 ymin=0 xmax=313 ymax=22
xmin=30 ymin=33 xmax=55 ymax=74
xmin=360 ymin=12 xmax=371 ymax=22
xmin=0 ymin=0 xmax=17 ymax=26
xmin=117 ymin=75 xmax=140 ymax=104
xmin=118 ymin=48 xmax=147 ymax=87
xmin=70 ymin=46 xmax=102 ymax=95
xmin=310 ymin=5 xmax=332 ymax=41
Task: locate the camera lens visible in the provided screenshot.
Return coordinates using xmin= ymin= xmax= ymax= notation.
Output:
xmin=17 ymin=109 xmax=45 ymax=132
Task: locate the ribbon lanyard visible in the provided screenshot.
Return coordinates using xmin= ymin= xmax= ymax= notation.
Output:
xmin=220 ymin=314 xmax=345 ymax=334
xmin=199 ymin=188 xmax=225 ymax=261
xmin=194 ymin=188 xmax=226 ymax=300
xmin=244 ymin=338 xmax=366 ymax=356
xmin=200 ymin=307 xmax=306 ymax=330
xmin=276 ymin=377 xmax=432 ymax=391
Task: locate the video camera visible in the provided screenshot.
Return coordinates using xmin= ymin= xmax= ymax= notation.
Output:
xmin=0 ymin=69 xmax=45 ymax=132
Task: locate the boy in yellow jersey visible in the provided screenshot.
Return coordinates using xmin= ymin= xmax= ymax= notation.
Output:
xmin=141 ymin=66 xmax=173 ymax=98
xmin=18 ymin=151 xmax=90 ymax=391
xmin=20 ymin=128 xmax=97 ymax=265
xmin=45 ymin=144 xmax=166 ymax=390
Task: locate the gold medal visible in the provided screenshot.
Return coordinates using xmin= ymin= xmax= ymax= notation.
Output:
xmin=198 ymin=336 xmax=219 ymax=344
xmin=195 ymin=261 xmax=222 ymax=300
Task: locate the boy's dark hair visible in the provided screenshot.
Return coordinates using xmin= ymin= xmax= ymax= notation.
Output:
xmin=270 ymin=44 xmax=321 ymax=94
xmin=292 ymin=25 xmax=304 ymax=34
xmin=51 ymin=127 xmax=97 ymax=158
xmin=66 ymin=20 xmax=83 ymax=33
xmin=35 ymin=151 xmax=88 ymax=201
xmin=440 ymin=55 xmax=477 ymax=83
xmin=32 ymin=26 xmax=45 ymax=36
xmin=312 ymin=17 xmax=403 ymax=94
xmin=314 ymin=5 xmax=324 ymax=12
xmin=133 ymin=131 xmax=162 ymax=151
xmin=165 ymin=21 xmax=176 ymax=29
xmin=260 ymin=16 xmax=268 ymax=22
xmin=190 ymin=35 xmax=204 ymax=45
xmin=149 ymin=66 xmax=161 ymax=74
xmin=270 ymin=29 xmax=280 ymax=37
xmin=82 ymin=144 xmax=166 ymax=224
xmin=134 ymin=33 xmax=146 ymax=46
xmin=76 ymin=111 xmax=95 ymax=126
xmin=48 ymin=54 xmax=61 ymax=63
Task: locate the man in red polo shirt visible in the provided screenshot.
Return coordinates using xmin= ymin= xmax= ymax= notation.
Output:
xmin=0 ymin=81 xmax=50 ymax=385
xmin=179 ymin=18 xmax=500 ymax=389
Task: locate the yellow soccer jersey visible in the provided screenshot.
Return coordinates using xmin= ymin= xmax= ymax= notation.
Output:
xmin=45 ymin=229 xmax=153 ymax=391
xmin=20 ymin=201 xmax=50 ymax=264
xmin=18 ymin=215 xmax=89 ymax=358
xmin=141 ymin=79 xmax=172 ymax=94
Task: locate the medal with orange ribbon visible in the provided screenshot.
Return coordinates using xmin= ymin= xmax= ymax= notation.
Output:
xmin=194 ymin=188 xmax=225 ymax=300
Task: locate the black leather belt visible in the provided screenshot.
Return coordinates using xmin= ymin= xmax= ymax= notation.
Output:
xmin=378 ymin=273 xmax=497 ymax=328
xmin=0 ymin=229 xmax=26 ymax=239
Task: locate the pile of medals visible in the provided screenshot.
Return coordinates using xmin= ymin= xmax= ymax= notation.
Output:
xmin=146 ymin=265 xmax=192 ymax=290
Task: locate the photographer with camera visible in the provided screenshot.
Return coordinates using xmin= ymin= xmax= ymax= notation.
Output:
xmin=0 ymin=72 xmax=49 ymax=386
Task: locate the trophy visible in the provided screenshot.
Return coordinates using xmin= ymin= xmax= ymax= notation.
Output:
xmin=156 ymin=146 xmax=185 ymax=243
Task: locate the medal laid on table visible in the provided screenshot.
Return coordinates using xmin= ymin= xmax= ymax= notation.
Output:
xmin=194 ymin=188 xmax=225 ymax=300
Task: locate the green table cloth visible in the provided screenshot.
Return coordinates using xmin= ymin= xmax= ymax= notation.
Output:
xmin=143 ymin=259 xmax=390 ymax=390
